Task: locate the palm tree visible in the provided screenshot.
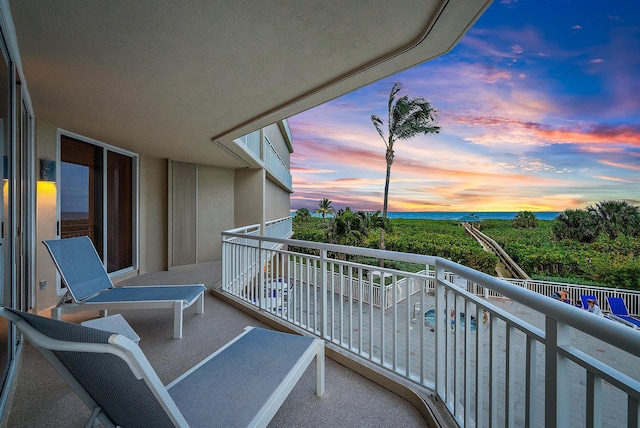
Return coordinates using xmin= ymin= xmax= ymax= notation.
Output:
xmin=370 ymin=82 xmax=440 ymax=252
xmin=294 ymin=208 xmax=312 ymax=223
xmin=314 ymin=198 xmax=335 ymax=219
xmin=587 ymin=200 xmax=640 ymax=239
xmin=553 ymin=209 xmax=599 ymax=243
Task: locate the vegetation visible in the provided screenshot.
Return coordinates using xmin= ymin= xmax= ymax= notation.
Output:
xmin=293 ymin=210 xmax=497 ymax=275
xmin=293 ymin=200 xmax=640 ymax=290
xmin=553 ymin=209 xmax=599 ymax=243
xmin=325 ymin=208 xmax=389 ymax=247
xmin=553 ymin=200 xmax=640 ymax=243
xmin=481 ymin=203 xmax=640 ymax=289
xmin=313 ymin=198 xmax=335 ymax=218
xmin=513 ymin=211 xmax=538 ymax=229
xmin=586 ymin=200 xmax=640 ymax=240
xmin=378 ymin=219 xmax=498 ymax=274
xmin=370 ymin=82 xmax=440 ymax=252
xmin=294 ymin=207 xmax=312 ymax=222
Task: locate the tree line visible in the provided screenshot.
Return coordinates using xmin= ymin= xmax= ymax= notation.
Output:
xmin=294 ymin=199 xmax=640 ymax=289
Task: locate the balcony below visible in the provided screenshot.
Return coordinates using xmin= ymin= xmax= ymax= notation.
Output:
xmin=1 ymin=261 xmax=432 ymax=427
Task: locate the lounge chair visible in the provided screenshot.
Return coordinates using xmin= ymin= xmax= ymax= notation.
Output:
xmin=580 ymin=295 xmax=598 ymax=310
xmin=43 ymin=236 xmax=206 ymax=338
xmin=606 ymin=296 xmax=640 ymax=329
xmin=0 ymin=307 xmax=324 ymax=428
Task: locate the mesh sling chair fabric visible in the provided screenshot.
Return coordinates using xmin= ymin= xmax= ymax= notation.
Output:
xmin=1 ymin=307 xmax=325 ymax=428
xmin=43 ymin=236 xmax=206 ymax=338
xmin=0 ymin=307 xmax=180 ymax=427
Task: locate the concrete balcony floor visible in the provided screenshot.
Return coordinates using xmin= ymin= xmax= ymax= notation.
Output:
xmin=1 ymin=261 xmax=429 ymax=427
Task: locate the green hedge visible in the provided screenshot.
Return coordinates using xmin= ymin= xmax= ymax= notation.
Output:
xmin=481 ymin=220 xmax=640 ymax=289
xmin=292 ymin=216 xmax=640 ymax=289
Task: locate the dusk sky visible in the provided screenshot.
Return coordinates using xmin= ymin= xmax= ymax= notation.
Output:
xmin=288 ymin=0 xmax=640 ymax=213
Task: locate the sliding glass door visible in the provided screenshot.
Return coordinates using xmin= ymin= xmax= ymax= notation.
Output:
xmin=60 ymin=134 xmax=136 ymax=273
xmin=0 ymin=29 xmax=11 ymax=400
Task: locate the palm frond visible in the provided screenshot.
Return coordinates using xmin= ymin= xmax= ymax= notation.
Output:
xmin=370 ymin=114 xmax=386 ymax=142
xmin=388 ymin=82 xmax=403 ymax=114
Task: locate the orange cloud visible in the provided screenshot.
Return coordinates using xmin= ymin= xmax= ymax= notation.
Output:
xmin=452 ymin=116 xmax=640 ymax=148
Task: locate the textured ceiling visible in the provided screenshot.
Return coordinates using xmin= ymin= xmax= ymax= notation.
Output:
xmin=9 ymin=0 xmax=491 ymax=167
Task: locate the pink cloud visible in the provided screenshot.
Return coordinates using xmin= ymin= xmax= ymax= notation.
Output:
xmin=451 ymin=115 xmax=640 ymax=149
xmin=291 ymin=167 xmax=337 ymax=174
xmin=593 ymin=175 xmax=635 ymax=183
xmin=598 ymin=160 xmax=640 ymax=171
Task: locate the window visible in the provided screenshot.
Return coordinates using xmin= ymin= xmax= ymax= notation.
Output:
xmin=60 ymin=134 xmax=137 ymax=274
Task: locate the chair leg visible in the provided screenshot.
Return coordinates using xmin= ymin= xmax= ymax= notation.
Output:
xmin=196 ymin=292 xmax=205 ymax=315
xmin=316 ymin=342 xmax=325 ymax=397
xmin=51 ymin=307 xmax=62 ymax=320
xmin=174 ymin=302 xmax=183 ymax=339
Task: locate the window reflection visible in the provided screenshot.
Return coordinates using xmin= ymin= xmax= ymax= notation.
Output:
xmin=0 ymin=33 xmax=11 ymax=395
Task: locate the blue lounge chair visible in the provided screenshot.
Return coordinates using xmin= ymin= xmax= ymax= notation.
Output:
xmin=43 ymin=236 xmax=206 ymax=338
xmin=606 ymin=297 xmax=640 ymax=329
xmin=580 ymin=295 xmax=598 ymax=310
xmin=0 ymin=307 xmax=325 ymax=428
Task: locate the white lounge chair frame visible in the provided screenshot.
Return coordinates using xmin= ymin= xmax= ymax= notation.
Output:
xmin=43 ymin=236 xmax=206 ymax=338
xmin=0 ymin=307 xmax=325 ymax=428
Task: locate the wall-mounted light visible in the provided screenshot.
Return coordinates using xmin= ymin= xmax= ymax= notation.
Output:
xmin=39 ymin=159 xmax=56 ymax=182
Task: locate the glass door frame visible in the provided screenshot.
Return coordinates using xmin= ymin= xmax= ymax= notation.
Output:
xmin=55 ymin=129 xmax=139 ymax=295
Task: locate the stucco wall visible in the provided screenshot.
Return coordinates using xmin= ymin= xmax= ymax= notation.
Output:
xmin=34 ymin=121 xmax=61 ymax=313
xmin=265 ymin=178 xmax=290 ymax=221
xmin=197 ymin=165 xmax=234 ymax=261
xmin=234 ymin=169 xmax=264 ymax=228
xmin=139 ymin=156 xmax=168 ymax=273
xmin=32 ymin=122 xmax=284 ymax=312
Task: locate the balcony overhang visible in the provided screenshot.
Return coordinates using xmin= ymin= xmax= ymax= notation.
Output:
xmin=7 ymin=0 xmax=491 ymax=167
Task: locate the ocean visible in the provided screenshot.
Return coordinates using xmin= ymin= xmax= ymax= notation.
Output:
xmin=384 ymin=212 xmax=561 ymax=221
xmin=293 ymin=211 xmax=561 ymax=221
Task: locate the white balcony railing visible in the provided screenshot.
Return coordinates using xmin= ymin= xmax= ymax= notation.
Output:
xmin=263 ymin=136 xmax=292 ymax=190
xmin=236 ymin=130 xmax=261 ymax=157
xmin=265 ymin=216 xmax=293 ymax=240
xmin=221 ymin=231 xmax=640 ymax=428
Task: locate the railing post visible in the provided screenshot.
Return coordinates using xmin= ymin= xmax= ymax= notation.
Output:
xmin=320 ymin=249 xmax=328 ymax=338
xmin=221 ymin=235 xmax=227 ymax=292
xmin=435 ymin=260 xmax=447 ymax=400
xmin=545 ymin=316 xmax=570 ymax=428
xmin=258 ymin=238 xmax=264 ymax=310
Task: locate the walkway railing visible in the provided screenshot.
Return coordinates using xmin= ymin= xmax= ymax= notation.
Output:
xmin=502 ymin=278 xmax=640 ymax=317
xmin=221 ymin=231 xmax=640 ymax=428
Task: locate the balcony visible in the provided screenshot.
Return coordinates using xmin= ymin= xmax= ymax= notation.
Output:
xmin=5 ymin=232 xmax=640 ymax=427
xmin=3 ymin=261 xmax=430 ymax=427
xmin=233 ymin=131 xmax=293 ymax=191
xmin=220 ymin=230 xmax=640 ymax=427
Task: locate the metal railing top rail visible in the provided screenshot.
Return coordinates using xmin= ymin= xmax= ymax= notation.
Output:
xmin=221 ymin=231 xmax=640 ymax=357
xmin=265 ymin=216 xmax=292 ymax=227
xmin=223 ymin=224 xmax=261 ymax=236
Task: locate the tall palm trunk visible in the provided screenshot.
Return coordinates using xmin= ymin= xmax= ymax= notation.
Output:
xmin=378 ymin=150 xmax=393 ymax=267
xmin=370 ymin=82 xmax=440 ymax=268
